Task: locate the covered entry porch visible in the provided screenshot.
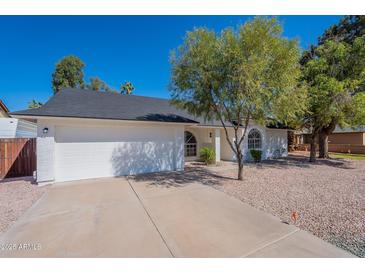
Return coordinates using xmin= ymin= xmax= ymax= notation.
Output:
xmin=183 ymin=125 xmax=248 ymax=163
xmin=183 ymin=126 xmax=223 ymax=163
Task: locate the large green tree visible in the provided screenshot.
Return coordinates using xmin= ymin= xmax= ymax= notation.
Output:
xmin=170 ymin=17 xmax=305 ymax=180
xmin=87 ymin=77 xmax=117 ymax=93
xmin=302 ymin=37 xmax=365 ymax=161
xmin=301 ymin=16 xmax=365 ymax=65
xmin=301 ymin=16 xmax=365 ymax=159
xmin=52 ymin=55 xmax=85 ymax=93
xmin=319 ymin=15 xmax=365 ymax=45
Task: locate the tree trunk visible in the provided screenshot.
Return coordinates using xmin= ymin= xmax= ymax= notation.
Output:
xmin=318 ymin=131 xmax=329 ymax=158
xmin=237 ymin=151 xmax=244 ymax=181
xmin=287 ymin=130 xmax=295 ymax=152
xmin=318 ymin=121 xmax=336 ymax=159
xmin=238 ymin=162 xmax=243 ymax=181
xmin=309 ymin=132 xmax=317 ymax=162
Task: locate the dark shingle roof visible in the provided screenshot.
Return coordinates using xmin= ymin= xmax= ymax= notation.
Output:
xmin=10 ymin=88 xmax=204 ymax=124
xmin=10 ymin=88 xmax=289 ymax=129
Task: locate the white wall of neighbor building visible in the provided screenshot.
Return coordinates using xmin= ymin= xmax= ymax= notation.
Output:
xmin=0 ymin=118 xmax=17 ymax=138
xmin=0 ymin=108 xmax=9 ymax=118
xmin=36 ymin=118 xmax=185 ymax=183
xmin=0 ymin=118 xmax=36 ymax=138
xmin=15 ymin=119 xmax=37 ymax=138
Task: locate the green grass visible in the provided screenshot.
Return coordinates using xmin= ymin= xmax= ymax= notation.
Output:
xmin=329 ymin=152 xmax=365 ymax=160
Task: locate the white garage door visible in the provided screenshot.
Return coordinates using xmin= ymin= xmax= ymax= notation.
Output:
xmin=54 ymin=124 xmax=180 ymax=182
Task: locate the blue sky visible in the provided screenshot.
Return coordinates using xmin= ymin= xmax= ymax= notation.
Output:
xmin=0 ymin=15 xmax=342 ymax=111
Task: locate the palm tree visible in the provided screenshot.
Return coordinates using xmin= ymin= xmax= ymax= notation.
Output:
xmin=121 ymin=82 xmax=135 ymax=95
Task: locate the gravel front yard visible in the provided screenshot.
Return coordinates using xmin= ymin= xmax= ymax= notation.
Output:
xmin=0 ymin=177 xmax=48 ymax=234
xmin=200 ymin=153 xmax=365 ymax=257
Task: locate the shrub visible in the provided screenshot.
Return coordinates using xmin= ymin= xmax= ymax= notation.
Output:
xmin=200 ymin=147 xmax=215 ymax=165
xmin=250 ymin=149 xmax=262 ymax=163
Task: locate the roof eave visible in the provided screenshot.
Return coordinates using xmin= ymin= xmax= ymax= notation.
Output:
xmin=10 ymin=113 xmax=199 ymax=126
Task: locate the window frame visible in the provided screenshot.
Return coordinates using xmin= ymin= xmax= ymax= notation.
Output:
xmin=248 ymin=129 xmax=262 ymax=150
xmin=184 ymin=130 xmax=198 ymax=157
xmin=184 ymin=131 xmax=197 ymax=157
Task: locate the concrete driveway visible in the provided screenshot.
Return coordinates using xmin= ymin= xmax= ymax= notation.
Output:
xmin=0 ymin=174 xmax=354 ymax=257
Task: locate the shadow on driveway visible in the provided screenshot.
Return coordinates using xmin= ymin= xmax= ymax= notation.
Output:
xmin=130 ymin=166 xmax=231 ymax=188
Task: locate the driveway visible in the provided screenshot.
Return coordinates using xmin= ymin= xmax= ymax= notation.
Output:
xmin=0 ymin=174 xmax=354 ymax=257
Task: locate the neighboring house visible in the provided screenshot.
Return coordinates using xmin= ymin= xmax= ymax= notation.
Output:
xmin=11 ymin=88 xmax=288 ymax=183
xmin=0 ymin=99 xmax=37 ymax=138
xmin=0 ymin=99 xmax=10 ymax=117
xmin=294 ymin=126 xmax=365 ymax=154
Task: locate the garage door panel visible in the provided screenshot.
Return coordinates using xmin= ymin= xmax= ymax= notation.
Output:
xmin=56 ymin=125 xmax=174 ymax=143
xmin=55 ymin=125 xmax=177 ymax=182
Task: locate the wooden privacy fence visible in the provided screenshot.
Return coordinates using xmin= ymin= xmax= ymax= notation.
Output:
xmin=292 ymin=143 xmax=365 ymax=154
xmin=0 ymin=138 xmax=36 ymax=180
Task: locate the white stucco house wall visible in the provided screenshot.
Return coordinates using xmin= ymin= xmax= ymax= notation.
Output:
xmin=11 ymin=88 xmax=288 ymax=184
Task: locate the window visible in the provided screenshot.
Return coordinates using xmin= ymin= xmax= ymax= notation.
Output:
xmin=248 ymin=129 xmax=262 ymax=150
xmin=184 ymin=131 xmax=197 ymax=157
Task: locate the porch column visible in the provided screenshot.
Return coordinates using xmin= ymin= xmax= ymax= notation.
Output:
xmin=174 ymin=127 xmax=184 ymax=171
xmin=214 ymin=128 xmax=221 ymax=163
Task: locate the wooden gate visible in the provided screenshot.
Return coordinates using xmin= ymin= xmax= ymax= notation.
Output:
xmin=0 ymin=138 xmax=36 ymax=180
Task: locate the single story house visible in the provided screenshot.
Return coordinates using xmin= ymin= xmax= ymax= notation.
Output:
xmin=294 ymin=126 xmax=365 ymax=154
xmin=11 ymin=88 xmax=288 ymax=183
xmin=0 ymin=99 xmax=37 ymax=138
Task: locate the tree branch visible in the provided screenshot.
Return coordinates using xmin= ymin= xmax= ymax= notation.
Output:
xmin=238 ymin=111 xmax=251 ymax=147
xmin=208 ymin=89 xmax=238 ymax=155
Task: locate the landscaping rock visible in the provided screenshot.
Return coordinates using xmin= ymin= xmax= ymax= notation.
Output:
xmin=204 ymin=154 xmax=365 ymax=257
xmin=0 ymin=177 xmax=48 ymax=234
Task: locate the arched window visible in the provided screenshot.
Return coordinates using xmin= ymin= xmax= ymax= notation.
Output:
xmin=184 ymin=131 xmax=197 ymax=157
xmin=248 ymin=129 xmax=262 ymax=150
